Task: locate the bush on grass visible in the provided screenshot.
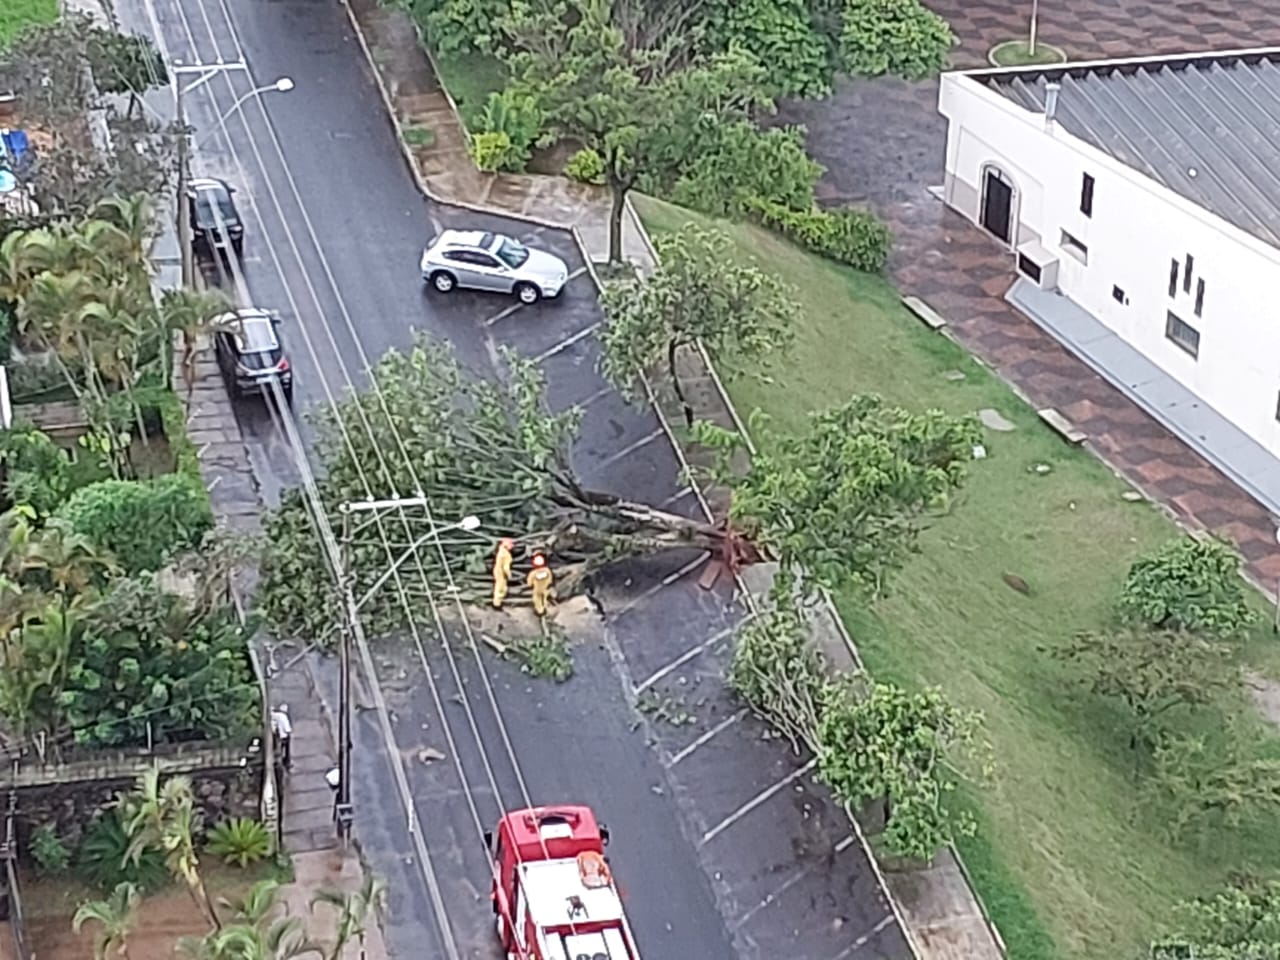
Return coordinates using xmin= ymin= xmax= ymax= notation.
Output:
xmin=746 ymin=196 xmax=892 ymax=272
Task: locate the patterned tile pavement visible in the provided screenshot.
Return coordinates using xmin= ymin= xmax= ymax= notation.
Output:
xmin=775 ymin=0 xmax=1280 ymax=588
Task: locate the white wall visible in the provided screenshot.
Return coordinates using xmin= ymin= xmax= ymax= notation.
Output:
xmin=939 ymin=72 xmax=1280 ymax=458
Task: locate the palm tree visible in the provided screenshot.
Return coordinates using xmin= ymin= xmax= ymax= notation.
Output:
xmin=16 ymin=516 xmax=115 ymax=599
xmin=73 ymin=882 xmax=141 ymax=960
xmin=89 ymin=193 xmax=157 ymax=270
xmin=221 ymin=879 xmax=285 ymax=928
xmin=310 ymin=876 xmax=387 ymax=960
xmin=121 ymin=769 xmax=220 ymax=930
xmin=177 ymin=921 xmax=322 ymax=960
xmin=158 ymin=287 xmax=230 ymax=392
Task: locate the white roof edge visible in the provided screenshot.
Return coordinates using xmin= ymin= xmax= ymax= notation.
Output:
xmin=950 ymin=45 xmax=1280 ymax=79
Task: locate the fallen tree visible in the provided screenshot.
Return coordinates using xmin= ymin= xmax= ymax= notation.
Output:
xmin=258 ymin=334 xmax=982 ymax=640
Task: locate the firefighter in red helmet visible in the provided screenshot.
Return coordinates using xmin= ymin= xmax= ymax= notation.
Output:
xmin=526 ymin=551 xmax=554 ymax=617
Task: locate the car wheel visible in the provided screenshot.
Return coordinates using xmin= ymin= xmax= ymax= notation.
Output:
xmin=515 ymin=282 xmax=540 ymax=305
xmin=232 ymin=238 xmax=244 ymax=258
xmin=431 ymin=271 xmax=457 ymax=293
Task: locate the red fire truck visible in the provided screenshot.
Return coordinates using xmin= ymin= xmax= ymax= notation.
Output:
xmin=485 ymin=805 xmax=640 ymax=960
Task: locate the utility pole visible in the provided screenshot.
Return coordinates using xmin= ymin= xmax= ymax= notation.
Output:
xmin=334 ymin=497 xmax=479 ymax=847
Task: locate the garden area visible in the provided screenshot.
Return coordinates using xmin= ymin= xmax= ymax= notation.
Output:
xmin=634 ymin=194 xmax=1280 ymax=960
xmin=0 ymin=0 xmax=56 ymax=49
xmin=23 ymin=770 xmax=382 ymax=960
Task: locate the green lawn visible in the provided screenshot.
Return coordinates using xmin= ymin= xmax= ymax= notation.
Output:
xmin=0 ymin=0 xmax=56 ymax=47
xmin=431 ymin=47 xmax=507 ymax=131
xmin=635 ymin=194 xmax=1280 ymax=960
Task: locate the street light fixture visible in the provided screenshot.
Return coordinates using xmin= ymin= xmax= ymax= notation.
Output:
xmin=173 ymin=63 xmax=295 ymax=286
xmin=334 ymin=503 xmax=483 ymax=846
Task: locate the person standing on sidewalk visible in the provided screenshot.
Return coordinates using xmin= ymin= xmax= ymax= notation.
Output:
xmin=271 ymin=704 xmax=293 ymax=769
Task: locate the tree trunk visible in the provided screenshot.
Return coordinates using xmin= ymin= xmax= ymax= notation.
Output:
xmin=667 ymin=338 xmax=694 ymax=427
xmin=607 ymin=179 xmax=627 ymax=265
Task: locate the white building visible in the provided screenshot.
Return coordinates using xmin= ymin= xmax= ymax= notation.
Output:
xmin=938 ymin=48 xmax=1280 ymax=512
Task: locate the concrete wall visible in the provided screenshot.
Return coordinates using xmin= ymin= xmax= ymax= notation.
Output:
xmin=939 ymin=71 xmax=1280 ymax=458
xmin=8 ymin=744 xmax=264 ymax=854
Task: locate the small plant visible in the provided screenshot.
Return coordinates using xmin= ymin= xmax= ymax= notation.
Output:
xmin=469 ymin=131 xmax=520 ymax=173
xmin=506 ymin=629 xmax=573 ymax=682
xmin=31 ymin=822 xmax=70 ymax=875
xmin=206 ymin=817 xmax=272 ymax=868
xmin=402 ymin=125 xmax=435 ymax=147
xmin=1120 ymin=536 xmax=1258 ymax=637
xmin=471 ymin=90 xmax=542 ymax=172
xmin=564 ymin=147 xmax=606 ymax=185
xmin=79 ymin=812 xmax=168 ymax=893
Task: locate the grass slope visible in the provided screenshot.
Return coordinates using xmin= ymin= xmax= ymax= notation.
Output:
xmin=431 ymin=47 xmax=507 ymax=131
xmin=635 ymin=194 xmax=1280 ymax=960
xmin=0 ymin=0 xmax=56 ymax=47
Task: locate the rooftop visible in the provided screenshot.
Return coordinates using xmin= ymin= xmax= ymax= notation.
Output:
xmin=970 ymin=48 xmax=1280 ymax=249
xmin=520 ymin=857 xmax=625 ymax=929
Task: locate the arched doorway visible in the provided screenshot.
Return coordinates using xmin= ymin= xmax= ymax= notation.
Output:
xmin=979 ymin=165 xmax=1016 ymax=245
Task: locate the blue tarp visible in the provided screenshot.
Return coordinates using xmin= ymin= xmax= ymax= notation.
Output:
xmin=1 ymin=129 xmax=29 ymax=166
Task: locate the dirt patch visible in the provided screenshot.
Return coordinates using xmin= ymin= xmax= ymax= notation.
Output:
xmin=26 ymin=883 xmax=206 ymax=960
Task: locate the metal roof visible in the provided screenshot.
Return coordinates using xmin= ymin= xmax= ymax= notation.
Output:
xmin=971 ymin=50 xmax=1280 ymax=249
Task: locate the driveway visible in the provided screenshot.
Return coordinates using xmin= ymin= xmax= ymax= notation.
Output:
xmin=116 ymin=0 xmax=912 ymax=955
xmin=773 ymin=0 xmax=1280 ymax=585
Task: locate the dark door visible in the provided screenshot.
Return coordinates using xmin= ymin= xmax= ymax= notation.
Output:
xmin=981 ymin=168 xmax=1014 ymax=244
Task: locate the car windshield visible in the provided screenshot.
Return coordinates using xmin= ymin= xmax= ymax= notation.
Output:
xmin=195 ymin=191 xmax=237 ymax=228
xmin=235 ymin=318 xmax=278 ymax=354
xmin=494 ymin=237 xmax=530 ymax=269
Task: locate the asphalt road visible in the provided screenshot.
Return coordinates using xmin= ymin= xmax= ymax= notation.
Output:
xmin=116 ymin=0 xmax=912 ymax=955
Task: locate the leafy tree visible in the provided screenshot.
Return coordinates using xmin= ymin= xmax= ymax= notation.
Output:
xmin=86 ymin=28 xmax=168 ymax=117
xmin=728 ymin=591 xmax=826 ymax=753
xmin=311 ymin=876 xmax=388 ymax=960
xmin=815 ymin=675 xmax=987 ymax=861
xmin=57 ymin=475 xmax=214 ymax=574
xmin=65 ymin=575 xmax=259 ymax=746
xmin=701 ymin=0 xmax=833 ymax=98
xmin=120 ymin=769 xmax=219 ymax=930
xmin=600 ymin=224 xmax=799 ymax=425
xmin=404 ymin=0 xmax=509 ymax=54
xmin=500 ymin=0 xmax=771 ymax=261
xmin=1050 ymin=628 xmax=1234 ymax=753
xmin=823 ymin=0 xmax=954 ymax=79
xmin=73 ymin=882 xmax=141 ymax=960
xmin=1157 ymin=877 xmax=1280 ymax=959
xmin=667 ymin=122 xmax=822 ymax=218
xmin=698 ymin=394 xmax=982 ymax=596
xmin=1121 ymin=536 xmax=1258 ymax=638
xmin=0 ymin=423 xmax=77 ymax=515
xmin=1149 ymin=735 xmax=1280 ymax=839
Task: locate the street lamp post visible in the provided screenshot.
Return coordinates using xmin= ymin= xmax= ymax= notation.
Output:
xmin=335 ymin=500 xmax=480 ymax=846
xmin=171 ymin=63 xmax=293 ymax=287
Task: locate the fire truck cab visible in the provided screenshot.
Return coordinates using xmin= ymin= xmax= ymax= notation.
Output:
xmin=485 ymin=805 xmax=639 ymax=960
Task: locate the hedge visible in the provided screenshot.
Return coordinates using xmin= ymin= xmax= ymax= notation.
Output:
xmin=745 ymin=196 xmax=892 ymax=273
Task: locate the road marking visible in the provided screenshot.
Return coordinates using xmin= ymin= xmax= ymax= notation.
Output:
xmin=700 ymin=759 xmax=818 ymax=847
xmin=660 ymin=485 xmax=694 ymax=507
xmin=826 ymin=914 xmax=897 ymax=960
xmin=635 ymin=622 xmax=739 ymax=695
xmin=732 ymin=834 xmax=858 ymax=929
xmin=566 ymin=264 xmax=589 ymax=282
xmin=532 ymin=320 xmax=602 ymax=362
xmin=668 ymin=709 xmax=747 ymax=767
xmin=834 ymin=834 xmax=855 ymax=854
xmin=593 ymin=428 xmax=663 ymax=470
xmin=484 ymin=302 xmax=525 ymax=327
xmin=608 ymin=552 xmax=709 ymax=620
xmin=575 ymin=385 xmax=615 ymax=409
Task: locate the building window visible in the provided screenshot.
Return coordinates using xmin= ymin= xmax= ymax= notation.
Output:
xmin=1183 ymin=254 xmax=1194 ymax=293
xmin=1060 ymin=229 xmax=1088 ymax=264
xmin=1081 ymin=173 xmax=1095 ymax=217
xmin=1168 ymin=259 xmax=1179 ymax=297
xmin=1194 ymin=278 xmax=1205 ymax=317
xmin=1165 ymin=311 xmax=1200 ymax=358
xmin=1112 ymin=285 xmax=1127 ymax=304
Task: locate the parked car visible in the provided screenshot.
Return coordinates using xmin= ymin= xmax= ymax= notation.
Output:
xmin=188 ymin=177 xmax=244 ymax=258
xmin=211 ymin=307 xmax=292 ymax=402
xmin=420 ymin=230 xmax=569 ymax=304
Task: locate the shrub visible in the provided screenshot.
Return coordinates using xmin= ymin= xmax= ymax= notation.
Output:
xmin=206 ymin=817 xmax=271 ymax=867
xmin=1120 ymin=536 xmax=1259 ymax=637
xmin=470 ymin=90 xmax=542 ymax=172
xmin=57 ymin=474 xmax=213 ymax=574
xmin=564 ymin=147 xmax=606 ymax=185
xmin=836 ymin=0 xmax=955 ymax=80
xmin=745 ymin=196 xmax=892 ymax=271
xmin=0 ymin=422 xmax=74 ymax=514
xmin=411 ymin=0 xmax=506 ymax=54
xmin=702 ymin=0 xmax=834 ymax=98
xmin=30 ymin=823 xmax=70 ymax=875
xmin=78 ymin=812 xmax=168 ymax=893
xmin=671 ymin=123 xmax=821 ymax=218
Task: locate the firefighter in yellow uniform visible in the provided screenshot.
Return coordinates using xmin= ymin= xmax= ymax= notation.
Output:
xmin=492 ymin=538 xmax=514 ymax=609
xmin=526 ymin=552 xmax=554 ymax=617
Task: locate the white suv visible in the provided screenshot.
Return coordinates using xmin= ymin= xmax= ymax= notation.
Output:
xmin=420 ymin=229 xmax=570 ymax=304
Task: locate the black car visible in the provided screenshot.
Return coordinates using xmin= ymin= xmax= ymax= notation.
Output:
xmin=211 ymin=308 xmax=293 ymax=402
xmin=188 ymin=177 xmax=244 ymax=258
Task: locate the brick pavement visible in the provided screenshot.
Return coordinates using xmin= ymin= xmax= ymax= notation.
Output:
xmin=776 ymin=0 xmax=1280 ymax=590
